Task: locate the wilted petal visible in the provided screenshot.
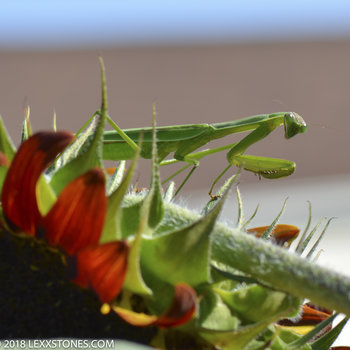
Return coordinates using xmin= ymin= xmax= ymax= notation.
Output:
xmin=155 ymin=283 xmax=197 ymax=328
xmin=74 ymin=241 xmax=129 ymax=303
xmin=247 ymin=224 xmax=299 ymax=247
xmin=293 ymin=303 xmax=332 ymax=325
xmin=111 ymin=307 xmax=158 ymax=327
xmin=1 ymin=132 xmax=73 ymax=235
xmin=113 ymin=283 xmax=197 ymax=328
xmin=43 ymin=168 xmax=106 ymax=255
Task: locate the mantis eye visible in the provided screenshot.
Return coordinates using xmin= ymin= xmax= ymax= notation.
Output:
xmin=284 ymin=112 xmax=307 ymax=139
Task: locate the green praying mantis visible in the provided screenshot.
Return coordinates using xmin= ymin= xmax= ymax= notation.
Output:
xmin=83 ymin=59 xmax=307 ymax=197
xmin=101 ymin=111 xmax=307 ymax=197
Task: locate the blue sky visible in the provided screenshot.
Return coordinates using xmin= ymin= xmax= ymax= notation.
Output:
xmin=1 ymin=0 xmax=350 ymax=50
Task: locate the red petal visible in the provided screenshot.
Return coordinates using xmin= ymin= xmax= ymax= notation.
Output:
xmin=155 ymin=283 xmax=197 ymax=328
xmin=1 ymin=132 xmax=73 ymax=235
xmin=247 ymin=224 xmax=300 ymax=247
xmin=75 ymin=241 xmax=129 ymax=303
xmin=43 ymin=168 xmax=107 ymax=255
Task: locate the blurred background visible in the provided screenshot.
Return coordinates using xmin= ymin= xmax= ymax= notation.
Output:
xmin=1 ymin=0 xmax=350 ymax=344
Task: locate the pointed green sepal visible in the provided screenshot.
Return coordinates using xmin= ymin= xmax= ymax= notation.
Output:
xmin=143 ymin=105 xmax=164 ymax=232
xmin=49 ymin=60 xmax=108 ymax=194
xmin=123 ymin=209 xmax=153 ymax=296
xmin=21 ymin=107 xmax=33 ymax=142
xmin=100 ymin=145 xmax=140 ymax=243
xmin=141 ymin=177 xmax=235 ymax=286
xmin=107 ymin=161 xmax=126 ymax=195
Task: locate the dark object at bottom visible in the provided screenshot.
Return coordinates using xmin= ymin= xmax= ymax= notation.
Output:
xmin=0 ymin=229 xmax=155 ymax=343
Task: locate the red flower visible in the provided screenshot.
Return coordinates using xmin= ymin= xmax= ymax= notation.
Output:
xmin=1 ymin=132 xmax=129 ymax=303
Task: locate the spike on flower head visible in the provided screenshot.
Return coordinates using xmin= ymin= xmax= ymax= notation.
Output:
xmin=1 ymin=131 xmax=73 ymax=235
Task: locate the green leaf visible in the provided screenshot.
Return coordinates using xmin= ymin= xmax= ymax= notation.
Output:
xmin=245 ymin=326 xmax=311 ymax=350
xmin=199 ymin=286 xmax=300 ymax=350
xmin=200 ymin=318 xmax=275 ymax=350
xmin=311 ymin=316 xmax=348 ymax=350
xmin=216 ymin=284 xmax=300 ymax=325
xmin=198 ymin=289 xmax=240 ymax=331
xmin=0 ymin=115 xmax=16 ymax=160
xmin=287 ymin=313 xmax=338 ymax=349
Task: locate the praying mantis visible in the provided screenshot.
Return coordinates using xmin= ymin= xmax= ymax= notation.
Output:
xmin=102 ymin=111 xmax=307 ymax=197
xmin=86 ymin=58 xmax=307 ymax=197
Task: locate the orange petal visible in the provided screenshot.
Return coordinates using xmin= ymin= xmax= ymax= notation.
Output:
xmin=247 ymin=224 xmax=299 ymax=247
xmin=0 ymin=152 xmax=10 ymax=167
xmin=1 ymin=132 xmax=73 ymax=235
xmin=113 ymin=283 xmax=197 ymax=328
xmin=42 ymin=168 xmax=107 ymax=255
xmin=105 ymin=167 xmax=117 ymax=176
xmin=74 ymin=241 xmax=129 ymax=303
xmin=278 ymin=303 xmax=332 ymax=327
xmin=297 ymin=303 xmax=332 ymax=325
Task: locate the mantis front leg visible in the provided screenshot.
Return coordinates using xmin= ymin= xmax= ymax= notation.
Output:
xmin=208 ymin=122 xmax=296 ymax=197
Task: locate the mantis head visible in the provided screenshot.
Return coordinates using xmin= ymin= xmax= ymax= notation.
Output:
xmin=284 ymin=112 xmax=307 ymax=139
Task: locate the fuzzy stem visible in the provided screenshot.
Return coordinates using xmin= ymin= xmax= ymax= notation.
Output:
xmin=211 ymin=223 xmax=350 ymax=315
xmin=124 ymin=194 xmax=350 ymax=315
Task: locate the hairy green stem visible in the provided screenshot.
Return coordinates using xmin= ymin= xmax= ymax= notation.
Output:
xmin=212 ymin=223 xmax=350 ymax=315
xmin=124 ymin=194 xmax=350 ymax=315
